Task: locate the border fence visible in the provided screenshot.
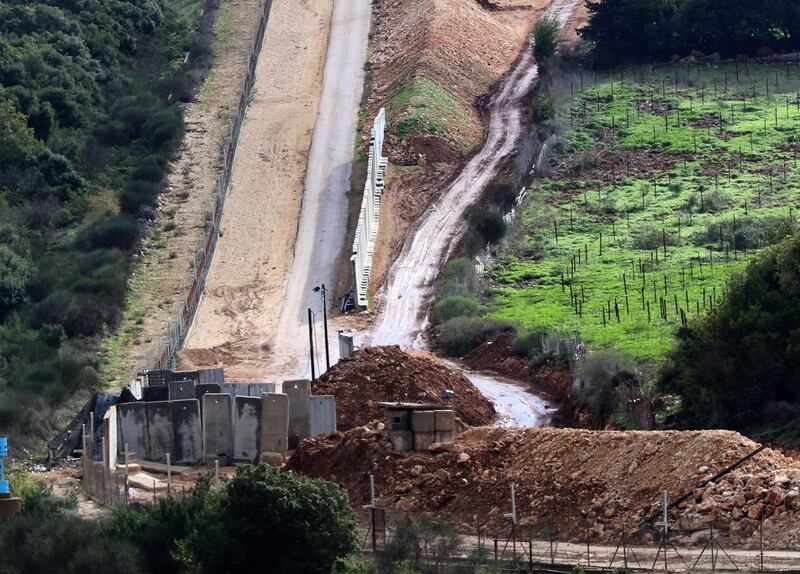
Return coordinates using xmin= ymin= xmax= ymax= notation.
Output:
xmin=149 ymin=0 xmax=275 ymax=371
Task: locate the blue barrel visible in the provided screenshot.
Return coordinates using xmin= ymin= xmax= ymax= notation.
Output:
xmin=0 ymin=480 xmax=8 ymax=494
xmin=0 ymin=437 xmax=7 ymax=457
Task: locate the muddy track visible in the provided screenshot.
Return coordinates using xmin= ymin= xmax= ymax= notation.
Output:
xmin=369 ymin=0 xmax=579 ymax=424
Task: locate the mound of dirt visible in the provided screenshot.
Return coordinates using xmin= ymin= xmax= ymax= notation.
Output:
xmin=311 ymin=346 xmax=495 ymax=430
xmin=289 ymin=426 xmax=800 ymax=547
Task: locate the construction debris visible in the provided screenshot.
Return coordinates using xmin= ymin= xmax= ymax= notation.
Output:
xmin=289 ymin=426 xmax=800 ymax=547
xmin=311 ymin=346 xmax=495 ymax=430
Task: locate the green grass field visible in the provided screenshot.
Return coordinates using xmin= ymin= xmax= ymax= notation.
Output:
xmin=485 ymin=62 xmax=800 ymax=361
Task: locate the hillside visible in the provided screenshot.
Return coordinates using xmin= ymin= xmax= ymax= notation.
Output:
xmin=482 ymin=62 xmax=800 ymax=360
xmin=364 ymin=0 xmax=556 ymax=293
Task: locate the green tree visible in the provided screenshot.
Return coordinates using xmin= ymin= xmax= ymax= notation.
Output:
xmin=0 ymin=99 xmax=43 ymax=169
xmin=186 ymin=464 xmax=358 ymax=574
xmin=660 ymin=234 xmax=800 ymax=434
xmin=0 ymin=246 xmax=32 ymax=317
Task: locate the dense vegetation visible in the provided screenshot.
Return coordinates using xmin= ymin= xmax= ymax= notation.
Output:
xmin=660 ymin=234 xmax=800 ymax=442
xmin=1 ymin=465 xmax=358 ymax=574
xmin=0 ymin=0 xmax=203 ymax=435
xmin=581 ymin=0 xmax=800 ymax=64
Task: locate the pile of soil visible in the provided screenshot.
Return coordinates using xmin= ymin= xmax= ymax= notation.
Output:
xmin=289 ymin=426 xmax=800 ymax=547
xmin=312 ymin=346 xmax=495 ymax=430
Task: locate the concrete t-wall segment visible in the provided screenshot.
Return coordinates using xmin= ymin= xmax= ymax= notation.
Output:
xmin=172 ymin=399 xmax=202 ymax=464
xmin=284 ymin=379 xmax=311 ymax=449
xmin=202 ymin=393 xmax=233 ymax=463
xmin=117 ymin=402 xmax=149 ymax=461
xmin=261 ymin=393 xmax=289 ymax=455
xmin=351 ymin=108 xmax=388 ymax=308
xmin=146 ymin=401 xmax=175 ymax=463
xmin=169 ymin=381 xmax=195 ymax=401
xmin=102 ymin=406 xmax=118 ymax=471
xmin=309 ymin=395 xmax=336 ymax=436
xmin=233 ymin=396 xmax=262 ymax=462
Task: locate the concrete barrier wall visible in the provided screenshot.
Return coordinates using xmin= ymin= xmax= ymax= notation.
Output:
xmin=202 ymin=394 xmax=232 ymax=462
xmin=169 ymin=381 xmax=195 ymax=401
xmin=309 ymin=395 xmax=336 ymax=436
xmin=350 ymin=108 xmax=388 ymax=308
xmin=146 ymin=401 xmax=175 ymax=463
xmin=172 ymin=399 xmax=202 ymax=463
xmin=198 ymin=367 xmax=224 ymax=384
xmin=118 ymin=402 xmax=149 ymax=460
xmin=103 ymin=406 xmax=118 ymax=471
xmin=284 ymin=380 xmax=311 ymax=449
xmin=233 ymin=396 xmax=262 ymax=462
xmin=261 ymin=393 xmax=289 ymax=454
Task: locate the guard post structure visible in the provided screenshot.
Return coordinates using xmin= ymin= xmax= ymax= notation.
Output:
xmin=0 ymin=437 xmax=22 ymax=521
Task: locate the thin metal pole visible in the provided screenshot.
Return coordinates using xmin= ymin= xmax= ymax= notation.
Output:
xmin=166 ymin=453 xmax=171 ymax=495
xmin=322 ymin=284 xmax=330 ymax=371
xmin=124 ymin=442 xmax=129 ymax=507
xmin=215 ymin=459 xmax=220 ymax=482
xmin=307 ymin=308 xmax=316 ymax=380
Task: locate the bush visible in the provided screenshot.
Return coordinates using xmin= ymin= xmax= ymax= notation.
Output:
xmin=435 ymin=257 xmax=479 ymax=299
xmin=186 ymin=464 xmax=358 ymax=574
xmin=467 ymin=209 xmax=507 ymax=245
xmin=573 ymin=351 xmax=640 ymax=427
xmin=533 ymin=15 xmax=560 ymax=63
xmin=120 ymin=178 xmax=160 ymax=213
xmin=431 ymin=295 xmax=479 ymax=325
xmin=77 ymin=214 xmax=140 ymax=251
xmin=435 ymin=317 xmax=514 ymax=356
xmin=530 ymin=90 xmax=556 ymax=123
xmin=0 ymin=246 xmax=33 ymax=317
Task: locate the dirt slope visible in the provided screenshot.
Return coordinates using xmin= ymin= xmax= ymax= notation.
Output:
xmin=362 ymin=0 xmax=590 ymax=295
xmin=289 ymin=426 xmax=800 ymax=547
xmin=312 ymin=346 xmax=495 ymax=430
xmin=181 ymin=0 xmax=333 ymax=380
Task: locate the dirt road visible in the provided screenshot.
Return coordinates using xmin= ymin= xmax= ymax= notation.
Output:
xmin=461 ymin=368 xmax=556 ymax=427
xmin=269 ymin=0 xmax=371 ymax=380
xmin=366 ymin=0 xmax=579 ymax=424
xmin=184 ymin=0 xmax=333 ymax=379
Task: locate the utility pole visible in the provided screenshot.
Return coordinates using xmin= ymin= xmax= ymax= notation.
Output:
xmin=320 ymin=285 xmax=330 ymax=371
xmin=307 ymin=308 xmax=316 ymax=380
xmin=362 ymin=474 xmax=377 ymax=551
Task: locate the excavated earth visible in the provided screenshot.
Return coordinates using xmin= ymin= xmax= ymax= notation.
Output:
xmin=289 ymin=426 xmax=800 ymax=548
xmin=312 ymin=346 xmax=495 ymax=430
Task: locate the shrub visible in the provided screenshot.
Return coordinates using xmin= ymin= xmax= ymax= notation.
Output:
xmin=467 ymin=209 xmax=507 ymax=245
xmin=530 ymin=90 xmax=556 ymax=123
xmin=431 ymin=295 xmax=479 ymax=325
xmin=0 ymin=246 xmax=33 ymax=317
xmin=631 ymin=225 xmax=677 ymax=250
xmin=77 ymin=214 xmax=140 ymax=251
xmin=533 ymin=15 xmax=560 ymax=63
xmin=435 ymin=317 xmax=514 ymax=356
xmin=435 ymin=257 xmax=478 ymax=299
xmin=574 ymin=351 xmax=640 ymax=427
xmin=120 ymin=178 xmax=160 ymax=213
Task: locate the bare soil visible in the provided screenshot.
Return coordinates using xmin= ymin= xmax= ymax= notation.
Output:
xmin=312 ymin=346 xmax=495 ymax=431
xmin=289 ymin=426 xmax=800 ymax=547
xmin=104 ymin=0 xmax=263 ymax=385
xmin=181 ymin=0 xmax=334 ymax=381
xmin=364 ymin=0 xmax=552 ymax=296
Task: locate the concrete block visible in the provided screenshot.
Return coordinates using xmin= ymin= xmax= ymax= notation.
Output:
xmin=414 ymin=431 xmax=436 ymax=451
xmin=172 ymin=399 xmax=202 ymax=464
xmin=338 ymin=333 xmax=354 ymax=359
xmin=233 ymin=396 xmax=261 ymax=462
xmin=173 ymin=370 xmax=199 ymax=383
xmin=434 ymin=410 xmax=456 ymax=432
xmin=387 ymin=409 xmax=411 ymax=431
xmin=102 ymin=406 xmax=118 ymax=471
xmin=221 ymin=383 xmax=249 ymax=397
xmin=169 ymin=381 xmax=195 ymax=401
xmin=435 ymin=430 xmax=455 ymax=444
xmin=411 ymin=410 xmax=435 ymax=433
xmin=195 ymin=383 xmax=221 ymax=401
xmin=388 ymin=430 xmax=413 ymax=452
xmin=247 ymin=383 xmax=277 ymax=397
xmin=143 ymin=386 xmax=169 ymax=402
xmin=261 ymin=393 xmax=289 ymax=454
xmin=284 ymin=379 xmax=310 ymax=449
xmin=310 ymin=395 xmax=336 ymax=436
xmin=202 ymin=394 xmax=232 ymax=463
xmin=145 ymin=401 xmax=175 ymax=463
xmin=118 ymin=402 xmax=149 ymax=461
xmin=198 ymin=367 xmax=224 ymax=385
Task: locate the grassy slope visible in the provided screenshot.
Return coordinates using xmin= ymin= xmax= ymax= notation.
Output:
xmin=486 ymin=62 xmax=800 ymax=362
